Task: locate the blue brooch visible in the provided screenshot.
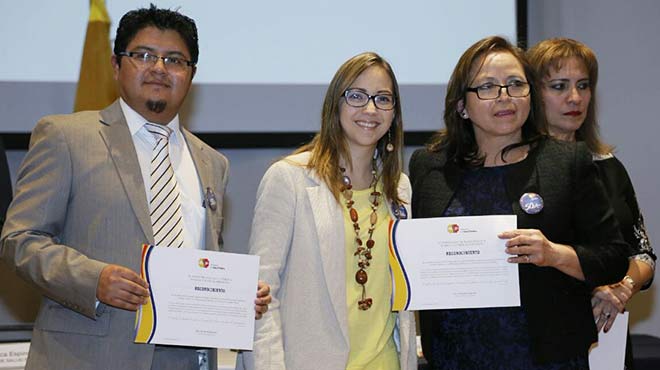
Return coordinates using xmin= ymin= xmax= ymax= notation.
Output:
xmin=519 ymin=192 xmax=543 ymax=214
xmin=392 ymin=203 xmax=408 ymax=219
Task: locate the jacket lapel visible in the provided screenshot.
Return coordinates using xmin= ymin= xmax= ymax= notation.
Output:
xmin=182 ymin=130 xmax=218 ymax=251
xmin=389 ymin=174 xmax=412 ymax=220
xmin=305 ymin=169 xmax=349 ymax=345
xmin=423 ymin=152 xmax=462 ymax=217
xmin=505 ymin=141 xmax=542 ymax=227
xmin=98 ymin=101 xmax=153 ymax=243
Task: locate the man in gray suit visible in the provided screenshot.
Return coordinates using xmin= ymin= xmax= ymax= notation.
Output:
xmin=0 ymin=137 xmax=11 ymax=229
xmin=1 ymin=5 xmax=269 ymax=370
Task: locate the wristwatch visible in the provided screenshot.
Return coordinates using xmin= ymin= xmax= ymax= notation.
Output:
xmin=622 ymin=275 xmax=636 ymax=289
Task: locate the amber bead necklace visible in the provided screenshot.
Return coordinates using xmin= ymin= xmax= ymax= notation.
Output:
xmin=340 ymin=160 xmax=381 ymax=311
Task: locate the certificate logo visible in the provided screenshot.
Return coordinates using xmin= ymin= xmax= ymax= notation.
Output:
xmin=198 ymin=258 xmax=225 ymax=270
xmin=447 ymin=224 xmax=459 ymax=233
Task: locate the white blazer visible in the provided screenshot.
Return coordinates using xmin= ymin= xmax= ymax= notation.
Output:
xmin=243 ymin=152 xmax=417 ymax=370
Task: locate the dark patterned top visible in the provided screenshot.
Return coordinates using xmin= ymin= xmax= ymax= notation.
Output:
xmin=594 ymin=154 xmax=655 ymax=287
xmin=419 ymin=165 xmax=588 ymax=370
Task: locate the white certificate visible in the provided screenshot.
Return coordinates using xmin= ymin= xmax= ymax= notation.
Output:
xmin=389 ymin=215 xmax=519 ymax=310
xmin=589 ymin=311 xmax=629 ymax=370
xmin=134 ymin=245 xmax=259 ymax=350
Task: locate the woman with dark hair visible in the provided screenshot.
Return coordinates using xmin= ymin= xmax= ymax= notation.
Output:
xmin=528 ymin=37 xmax=656 ymax=369
xmin=409 ymin=36 xmax=629 ymax=369
xmin=245 ymin=52 xmax=416 ymax=370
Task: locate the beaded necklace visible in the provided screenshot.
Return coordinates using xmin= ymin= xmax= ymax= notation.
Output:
xmin=340 ymin=162 xmax=381 ymax=310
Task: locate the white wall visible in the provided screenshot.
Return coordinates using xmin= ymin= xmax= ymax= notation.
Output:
xmin=528 ymin=0 xmax=660 ymax=337
xmin=0 ymin=1 xmax=516 ymax=133
xmin=1 ymin=0 xmax=516 ymax=84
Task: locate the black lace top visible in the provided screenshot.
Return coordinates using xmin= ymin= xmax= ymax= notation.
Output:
xmin=594 ymin=154 xmax=655 ymax=287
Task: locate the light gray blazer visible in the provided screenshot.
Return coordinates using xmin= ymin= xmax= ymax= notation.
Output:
xmin=0 ymin=101 xmax=228 ymax=370
xmin=243 ymin=152 xmax=417 ymax=370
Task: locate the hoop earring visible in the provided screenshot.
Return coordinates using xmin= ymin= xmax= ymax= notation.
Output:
xmin=385 ymin=129 xmax=394 ymax=152
xmin=460 ymin=110 xmax=469 ymax=119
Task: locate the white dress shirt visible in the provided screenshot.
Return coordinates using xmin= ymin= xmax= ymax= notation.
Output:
xmin=119 ymin=98 xmax=205 ymax=250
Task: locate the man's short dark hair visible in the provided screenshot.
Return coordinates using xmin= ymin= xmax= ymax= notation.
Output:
xmin=114 ymin=4 xmax=199 ymax=65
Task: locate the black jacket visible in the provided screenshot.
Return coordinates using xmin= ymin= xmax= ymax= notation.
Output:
xmin=409 ymin=137 xmax=629 ymax=363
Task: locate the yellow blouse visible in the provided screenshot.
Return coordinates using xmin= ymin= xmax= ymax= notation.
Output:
xmin=343 ymin=183 xmax=399 ymax=370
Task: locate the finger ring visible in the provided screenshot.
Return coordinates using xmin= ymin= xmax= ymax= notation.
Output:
xmin=604 ymin=312 xmax=611 ymax=318
xmin=524 ymin=255 xmax=530 ymax=263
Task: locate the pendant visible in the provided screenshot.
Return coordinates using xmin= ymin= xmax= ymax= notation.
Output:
xmin=358 ymin=298 xmax=373 ymax=310
xmin=355 ymin=269 xmax=368 ymax=284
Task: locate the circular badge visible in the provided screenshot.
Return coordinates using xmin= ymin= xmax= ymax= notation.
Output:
xmin=392 ymin=203 xmax=408 ymax=219
xmin=519 ymin=193 xmax=544 ymax=214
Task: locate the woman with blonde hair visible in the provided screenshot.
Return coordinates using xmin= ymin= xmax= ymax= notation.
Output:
xmin=245 ymin=52 xmax=416 ymax=370
xmin=528 ymin=37 xmax=656 ymax=369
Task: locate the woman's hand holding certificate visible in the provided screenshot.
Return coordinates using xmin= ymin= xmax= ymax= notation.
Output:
xmin=389 ymin=215 xmax=519 ymax=311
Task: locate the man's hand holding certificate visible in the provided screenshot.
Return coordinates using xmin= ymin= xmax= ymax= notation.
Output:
xmin=389 ymin=215 xmax=519 ymax=311
xmin=134 ymin=245 xmax=259 ymax=350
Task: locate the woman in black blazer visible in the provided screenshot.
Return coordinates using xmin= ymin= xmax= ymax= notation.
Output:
xmin=409 ymin=36 xmax=629 ymax=369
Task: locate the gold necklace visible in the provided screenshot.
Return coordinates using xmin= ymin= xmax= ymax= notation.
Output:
xmin=340 ymin=163 xmax=380 ymax=310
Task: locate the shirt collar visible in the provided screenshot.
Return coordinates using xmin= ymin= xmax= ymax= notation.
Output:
xmin=119 ymin=98 xmax=181 ymax=140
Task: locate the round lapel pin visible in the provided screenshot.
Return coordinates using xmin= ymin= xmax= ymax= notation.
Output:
xmin=519 ymin=192 xmax=543 ymax=214
xmin=391 ymin=203 xmax=408 ymax=219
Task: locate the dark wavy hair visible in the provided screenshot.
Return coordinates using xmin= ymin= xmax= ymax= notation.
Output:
xmin=428 ymin=36 xmax=546 ymax=166
xmin=295 ymin=52 xmax=405 ymax=204
xmin=527 ymin=37 xmax=612 ymax=155
xmin=114 ymin=4 xmax=199 ymax=65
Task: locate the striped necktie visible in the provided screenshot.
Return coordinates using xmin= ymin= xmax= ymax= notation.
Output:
xmin=145 ymin=123 xmax=184 ymax=248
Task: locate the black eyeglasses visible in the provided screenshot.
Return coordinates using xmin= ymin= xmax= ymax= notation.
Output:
xmin=343 ymin=89 xmax=395 ymax=110
xmin=117 ymin=51 xmax=195 ymax=72
xmin=466 ymin=81 xmax=530 ymax=100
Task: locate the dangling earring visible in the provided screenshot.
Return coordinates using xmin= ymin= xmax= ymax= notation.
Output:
xmin=385 ymin=129 xmax=394 ymax=152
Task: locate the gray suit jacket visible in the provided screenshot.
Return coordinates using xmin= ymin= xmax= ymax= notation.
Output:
xmin=0 ymin=101 xmax=228 ymax=370
xmin=0 ymin=137 xmax=11 ymax=228
xmin=243 ymin=152 xmax=417 ymax=370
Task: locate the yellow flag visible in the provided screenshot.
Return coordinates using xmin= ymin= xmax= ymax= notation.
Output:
xmin=74 ymin=0 xmax=118 ymax=112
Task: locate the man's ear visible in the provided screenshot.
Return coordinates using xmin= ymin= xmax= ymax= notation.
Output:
xmin=191 ymin=66 xmax=197 ymax=81
xmin=111 ymin=55 xmax=120 ymax=81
